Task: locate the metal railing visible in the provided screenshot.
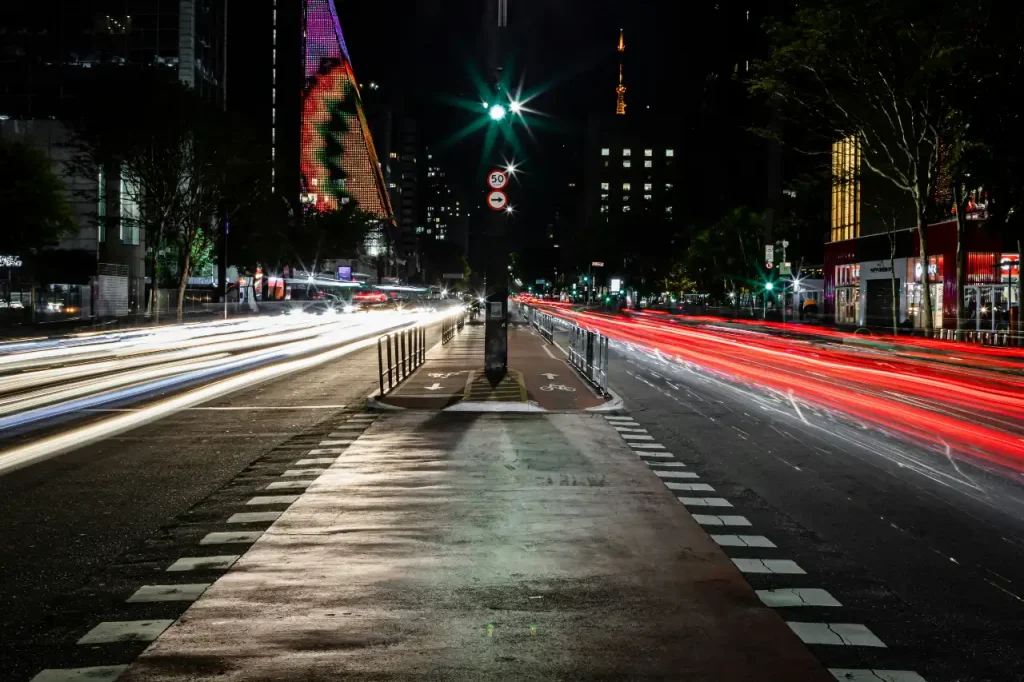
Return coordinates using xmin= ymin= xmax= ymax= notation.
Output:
xmin=934 ymin=328 xmax=1015 ymax=346
xmin=568 ymin=324 xmax=610 ymax=395
xmin=528 ymin=306 xmax=556 ymax=343
xmin=442 ymin=308 xmax=467 ymax=344
xmin=377 ymin=325 xmax=426 ymax=396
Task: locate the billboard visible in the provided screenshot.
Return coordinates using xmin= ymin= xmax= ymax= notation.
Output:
xmin=337 ymin=265 xmax=352 ymax=281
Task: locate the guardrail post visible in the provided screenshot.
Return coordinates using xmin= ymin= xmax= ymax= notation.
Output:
xmin=386 ymin=334 xmax=393 ymax=391
xmin=378 ymin=337 xmax=385 ymax=396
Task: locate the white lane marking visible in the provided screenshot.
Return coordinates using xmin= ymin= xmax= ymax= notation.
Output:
xmin=678 ymin=497 xmax=732 ymax=507
xmin=788 ymin=622 xmax=886 ymax=647
xmin=788 ymin=389 xmax=810 ymax=425
xmin=127 ymin=584 xmax=210 ymax=603
xmin=166 ymin=555 xmax=240 ymax=572
xmin=228 ymin=511 xmax=282 ymax=524
xmin=648 ymin=462 xmax=687 ymax=468
xmin=283 ymin=468 xmax=327 ymax=477
xmin=630 ymin=443 xmax=666 ymax=450
xmin=664 ymin=482 xmax=714 ymax=492
xmin=346 ymin=416 xmax=377 ymax=421
xmin=187 ymin=405 xmax=348 ymax=410
xmin=30 ymin=665 xmax=129 ymax=682
xmin=711 ymin=534 xmax=776 ymax=548
xmin=318 ymin=440 xmax=354 ymax=446
xmin=247 ymin=495 xmax=301 ymax=506
xmin=296 ymin=457 xmax=336 ymax=466
xmin=266 ymin=480 xmax=314 ymax=490
xmin=308 ymin=448 xmax=348 ymax=455
xmin=757 ymin=588 xmax=841 ymax=607
xmin=621 ymin=434 xmax=655 ymax=441
xmin=604 ymin=416 xmax=634 ymax=421
xmin=610 ymin=421 xmax=641 ymax=427
xmin=654 ymin=470 xmax=699 ymax=479
xmin=542 ymin=344 xmax=558 ymax=359
xmin=637 ymin=452 xmax=675 ymax=459
xmin=200 ymin=531 xmax=261 ymax=545
xmin=551 ymin=340 xmax=570 ymax=356
xmin=829 ymin=670 xmax=927 ymax=682
xmin=692 ymin=514 xmax=750 ymax=526
xmin=614 ymin=427 xmax=647 ymax=432
xmin=77 ymin=620 xmax=174 ymax=644
xmin=732 ymin=558 xmax=806 ymax=575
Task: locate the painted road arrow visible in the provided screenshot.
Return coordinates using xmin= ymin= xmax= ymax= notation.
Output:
xmin=425 ymin=383 xmax=443 ymax=391
xmin=542 ymin=373 xmax=559 ymax=380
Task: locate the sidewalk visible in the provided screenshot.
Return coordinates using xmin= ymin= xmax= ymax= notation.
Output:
xmin=114 ymin=412 xmax=830 ymax=681
xmin=381 ymin=321 xmax=609 ymax=411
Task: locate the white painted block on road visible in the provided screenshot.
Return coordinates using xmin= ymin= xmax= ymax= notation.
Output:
xmin=266 ymin=480 xmax=314 ymax=490
xmin=788 ymin=622 xmax=886 ymax=648
xmin=620 ymin=433 xmax=654 ymax=441
xmin=732 ymin=558 xmax=806 ymax=575
xmin=345 ymin=416 xmax=377 ymax=421
xmin=654 ymin=470 xmax=699 ymax=479
xmin=77 ymin=619 xmax=174 ymax=644
xmin=648 ymin=462 xmax=687 ymax=468
xmin=757 ymin=588 xmax=841 ymax=608
xmin=318 ymin=439 xmax=354 ymax=446
xmin=296 ymin=458 xmax=336 ymax=466
xmin=167 ymin=555 xmax=240 ymax=572
xmin=678 ymin=497 xmax=732 ymax=507
xmin=711 ymin=534 xmax=776 ymax=548
xmin=228 ymin=511 xmax=282 ymax=524
xmin=604 ymin=415 xmax=634 ymax=421
xmin=664 ymin=482 xmax=714 ymax=492
xmin=127 ymin=583 xmax=210 ymax=603
xmin=637 ymin=451 xmax=674 ymax=459
xmin=283 ymin=468 xmax=327 ymax=477
xmin=692 ymin=514 xmax=751 ymax=526
xmin=200 ymin=531 xmax=262 ymax=545
xmin=308 ymin=448 xmax=347 ymax=455
xmin=614 ymin=426 xmax=647 ymax=432
xmin=30 ymin=666 xmax=129 ymax=682
xmin=830 ymin=670 xmax=926 ymax=682
xmin=630 ymin=443 xmax=666 ymax=450
xmin=247 ymin=495 xmax=300 ymax=506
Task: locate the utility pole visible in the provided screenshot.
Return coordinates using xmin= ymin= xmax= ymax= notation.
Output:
xmin=483 ymin=0 xmax=509 ymax=383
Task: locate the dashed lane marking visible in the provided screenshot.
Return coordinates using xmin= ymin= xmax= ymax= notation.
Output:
xmin=757 ymin=588 xmax=841 ymax=608
xmin=710 ymin=534 xmax=777 ymax=548
xmin=228 ymin=511 xmax=282 ymax=524
xmin=732 ymin=558 xmax=806 ymax=575
xmin=30 ymin=665 xmax=129 ymax=681
xmin=613 ymin=426 xmax=646 ymax=432
xmin=692 ymin=514 xmax=751 ymax=526
xmin=653 ymin=470 xmax=699 ymax=479
xmin=788 ymin=622 xmax=886 ymax=648
xmin=76 ymin=620 xmax=174 ymax=645
xmin=829 ymin=670 xmax=927 ymax=682
xmin=604 ymin=415 xmax=634 ymax=421
xmin=200 ymin=531 xmax=262 ymax=545
xmin=678 ymin=497 xmax=733 ymax=507
xmin=166 ymin=555 xmax=239 ymax=572
xmin=630 ymin=442 xmax=666 ymax=449
xmin=636 ymin=451 xmax=675 ymax=458
xmin=663 ymin=482 xmax=714 ymax=492
xmin=126 ymin=584 xmax=210 ymax=603
xmin=621 ymin=434 xmax=655 ymax=441
xmin=295 ymin=457 xmax=336 ymax=466
xmin=246 ymin=495 xmax=301 ymax=506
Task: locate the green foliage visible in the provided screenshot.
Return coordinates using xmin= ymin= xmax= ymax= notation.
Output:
xmin=289 ymin=204 xmax=376 ymax=276
xmin=0 ymin=138 xmax=76 ymax=254
xmin=685 ymin=208 xmax=765 ymax=296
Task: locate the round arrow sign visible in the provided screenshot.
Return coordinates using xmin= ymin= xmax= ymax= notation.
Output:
xmin=487 ymin=190 xmax=508 ymax=211
xmin=487 ymin=169 xmax=508 ymax=190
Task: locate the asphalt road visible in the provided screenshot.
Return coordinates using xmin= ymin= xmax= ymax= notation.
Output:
xmin=0 ymin=323 xmax=440 ymax=681
xmin=600 ymin=334 xmax=1024 ymax=682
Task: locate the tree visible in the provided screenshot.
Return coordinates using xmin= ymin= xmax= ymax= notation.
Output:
xmin=288 ymin=204 xmax=376 ymax=277
xmin=751 ymin=0 xmax=966 ymax=331
xmin=0 ymin=138 xmax=76 ymax=255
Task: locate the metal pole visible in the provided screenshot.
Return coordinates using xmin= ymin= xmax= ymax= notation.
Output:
xmin=386 ymin=335 xmax=393 ymax=389
xmin=223 ymin=215 xmax=229 ymax=320
xmin=378 ymin=338 xmax=385 ymax=396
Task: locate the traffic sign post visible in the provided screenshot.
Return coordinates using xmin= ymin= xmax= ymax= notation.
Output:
xmin=484 ymin=171 xmax=509 ymax=383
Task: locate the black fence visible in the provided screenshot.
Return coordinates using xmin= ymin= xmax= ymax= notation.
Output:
xmin=377 ymin=325 xmax=426 ymax=396
xmin=441 ymin=309 xmax=466 ymax=344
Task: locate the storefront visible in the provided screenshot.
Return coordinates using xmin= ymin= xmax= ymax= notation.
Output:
xmin=860 ymin=258 xmax=908 ymax=328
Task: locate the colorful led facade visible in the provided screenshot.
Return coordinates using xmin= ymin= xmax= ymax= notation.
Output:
xmin=300 ymin=0 xmax=392 ymax=222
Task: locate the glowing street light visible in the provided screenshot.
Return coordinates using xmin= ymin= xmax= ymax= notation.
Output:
xmin=505 ymin=204 xmax=515 ymax=214
xmin=765 ymin=281 xmax=774 ymax=291
xmin=489 ymin=104 xmax=507 ymax=121
xmin=509 ymin=100 xmax=523 ymax=114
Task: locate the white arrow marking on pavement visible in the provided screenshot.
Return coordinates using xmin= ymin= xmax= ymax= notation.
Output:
xmin=542 ymin=373 xmax=558 ymax=380
xmin=425 ymin=383 xmax=443 ymax=391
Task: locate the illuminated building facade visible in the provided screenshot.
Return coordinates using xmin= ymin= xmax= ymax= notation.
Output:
xmin=299 ymin=0 xmax=393 ymax=252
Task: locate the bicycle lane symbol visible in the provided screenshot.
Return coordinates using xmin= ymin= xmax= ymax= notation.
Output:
xmin=539 ymin=384 xmax=576 ymax=392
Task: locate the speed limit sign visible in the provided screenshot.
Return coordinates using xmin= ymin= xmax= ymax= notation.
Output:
xmin=487 ymin=170 xmax=508 ymax=190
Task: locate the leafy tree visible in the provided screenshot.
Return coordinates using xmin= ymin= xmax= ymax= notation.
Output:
xmin=0 ymin=138 xmax=76 ymax=255
xmin=686 ymin=208 xmax=766 ymax=298
xmin=288 ymin=204 xmax=376 ymax=277
xmin=751 ymin=0 xmax=967 ymax=331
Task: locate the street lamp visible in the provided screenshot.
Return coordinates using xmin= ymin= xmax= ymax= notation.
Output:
xmin=509 ymin=100 xmax=523 ymax=114
xmin=489 ymin=103 xmax=507 ymax=121
xmin=763 ymin=281 xmax=774 ymax=320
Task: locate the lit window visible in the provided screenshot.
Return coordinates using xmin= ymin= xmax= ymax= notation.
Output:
xmin=623 ymin=205 xmax=631 ymax=212
xmin=665 ymin=206 xmax=673 ymax=213
xmin=623 ymin=148 xmax=632 ymax=156
xmin=644 ymin=160 xmax=652 ymax=168
xmin=601 ymin=193 xmax=609 ymax=201
xmin=665 ymin=149 xmax=675 ymax=157
xmin=644 ymin=183 xmax=652 ymax=191
xmin=623 ymin=196 xmax=630 ymax=202
xmin=601 ymin=148 xmax=610 ymax=156
xmin=665 ymin=183 xmax=674 ymax=190
xmin=644 ymin=149 xmax=653 ymax=157
xmin=600 ymin=205 xmax=608 ymax=213
xmin=622 ymin=183 xmax=631 ymax=191
xmin=601 ymin=182 xmax=609 ymax=190
xmin=644 ymin=194 xmax=652 ymax=201
xmin=389 ymin=152 xmax=398 ymax=159
xmin=623 ymin=160 xmax=631 ymax=168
